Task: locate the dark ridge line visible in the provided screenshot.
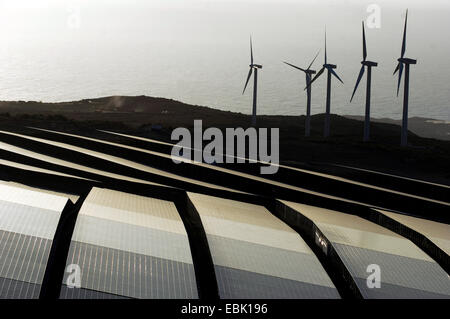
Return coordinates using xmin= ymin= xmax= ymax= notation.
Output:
xmin=314 ymin=162 xmax=450 ymax=196
xmin=0 ymin=148 xmax=267 ymax=206
xmin=48 ymin=184 xmax=220 ymax=299
xmin=0 ymin=148 xmax=178 ymax=193
xmin=266 ymin=200 xmax=362 ymax=299
xmin=19 ymin=127 xmax=449 ymax=221
xmin=92 ymin=128 xmax=450 ymax=202
xmin=221 ymin=161 xmax=450 ymax=205
xmin=0 ymin=131 xmax=257 ymax=198
xmin=367 ymin=209 xmax=449 ymax=275
xmin=0 ymin=129 xmax=301 ymax=201
xmin=8 ymin=128 xmax=270 ymax=196
xmin=0 ymin=161 xmax=98 ymax=196
xmin=175 ymin=194 xmax=220 ymax=300
xmin=40 ymin=186 xmax=92 ymax=299
xmin=1 ymin=144 xmax=447 ymax=228
xmin=2 ymin=138 xmax=448 ymax=228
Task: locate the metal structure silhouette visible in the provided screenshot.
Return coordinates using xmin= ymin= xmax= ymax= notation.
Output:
xmin=394 ymin=10 xmax=417 ymax=147
xmin=243 ymin=37 xmax=263 ymax=127
xmin=306 ymin=30 xmax=344 ymax=138
xmin=350 ymin=22 xmax=378 ymax=142
xmin=283 ymin=50 xmax=320 ymax=137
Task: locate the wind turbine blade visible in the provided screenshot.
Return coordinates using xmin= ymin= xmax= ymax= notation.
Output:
xmin=283 ymin=61 xmax=306 ymax=72
xmin=304 ymin=66 xmax=325 ymax=90
xmin=243 ymin=68 xmax=253 ymax=94
xmin=362 ymin=21 xmax=367 ymax=61
xmin=250 ymin=36 xmax=254 ymax=65
xmin=324 ymin=29 xmax=327 ymax=64
xmin=393 ymin=62 xmax=400 ymax=75
xmin=396 ymin=63 xmax=404 ymax=96
xmin=307 ymin=50 xmax=321 ymax=70
xmin=401 ymin=9 xmax=408 ymax=58
xmin=330 ymin=68 xmax=344 ymax=84
xmin=350 ymin=65 xmax=365 ymax=102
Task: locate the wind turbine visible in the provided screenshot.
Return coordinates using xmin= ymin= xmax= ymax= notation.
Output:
xmin=394 ymin=9 xmax=416 ymax=147
xmin=243 ymin=37 xmax=263 ymax=127
xmin=350 ymin=22 xmax=378 ymax=142
xmin=306 ymin=30 xmax=344 ymax=138
xmin=283 ymin=50 xmax=320 ymax=137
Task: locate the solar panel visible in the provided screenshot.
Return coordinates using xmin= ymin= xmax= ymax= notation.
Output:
xmin=60 ymin=187 xmax=198 ymax=299
xmin=0 ymin=181 xmax=79 ymax=204
xmin=98 ymin=130 xmax=448 ymax=207
xmin=0 ymin=130 xmax=241 ymax=193
xmin=377 ymin=209 xmax=450 ymax=256
xmin=282 ymin=201 xmax=450 ymax=299
xmin=0 ymin=140 xmax=163 ymax=187
xmin=188 ymin=192 xmax=340 ymax=299
xmin=0 ymin=184 xmax=68 ymax=299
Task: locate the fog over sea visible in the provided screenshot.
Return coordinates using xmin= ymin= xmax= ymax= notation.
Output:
xmin=0 ymin=0 xmax=449 ymax=121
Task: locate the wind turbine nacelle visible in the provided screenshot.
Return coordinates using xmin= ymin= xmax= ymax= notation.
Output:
xmin=306 ymin=69 xmax=317 ymax=75
xmin=362 ymin=61 xmax=378 ymax=67
xmin=251 ymin=64 xmax=263 ymax=69
xmin=398 ymin=58 xmax=417 ymax=65
xmin=324 ymin=63 xmax=337 ymax=69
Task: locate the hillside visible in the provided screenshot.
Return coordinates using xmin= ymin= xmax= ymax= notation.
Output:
xmin=0 ymin=95 xmax=449 ymax=184
xmin=345 ymin=115 xmax=450 ymax=141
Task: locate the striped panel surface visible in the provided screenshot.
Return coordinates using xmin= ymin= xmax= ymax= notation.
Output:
xmin=61 ymin=187 xmax=198 ymax=299
xmin=282 ymin=201 xmax=450 ymax=299
xmin=188 ymin=192 xmax=340 ymax=299
xmin=0 ymin=183 xmax=68 ymax=298
xmin=377 ymin=209 xmax=450 ymax=256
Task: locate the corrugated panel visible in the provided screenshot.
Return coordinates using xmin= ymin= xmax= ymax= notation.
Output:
xmin=0 ymin=201 xmax=62 ymax=239
xmin=0 ymin=130 xmax=240 ymax=193
xmin=0 ymin=184 xmax=67 ymax=299
xmin=0 ymin=184 xmax=68 ymax=213
xmin=61 ymin=187 xmax=198 ymax=299
xmin=0 ymin=231 xmax=52 ymax=288
xmin=98 ymin=130 xmax=448 ymax=206
xmin=377 ymin=209 xmax=450 ymax=256
xmin=188 ymin=192 xmax=340 ymax=299
xmin=334 ymin=243 xmax=450 ymax=298
xmin=282 ymin=201 xmax=450 ymax=299
xmin=0 ymin=181 xmax=79 ymax=204
xmin=0 ymin=278 xmax=41 ymax=299
xmin=0 ymin=140 xmax=161 ymax=187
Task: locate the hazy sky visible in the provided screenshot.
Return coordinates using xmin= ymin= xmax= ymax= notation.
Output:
xmin=0 ymin=0 xmax=449 ymax=120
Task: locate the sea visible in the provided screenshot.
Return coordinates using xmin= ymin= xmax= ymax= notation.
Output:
xmin=0 ymin=0 xmax=449 ymax=121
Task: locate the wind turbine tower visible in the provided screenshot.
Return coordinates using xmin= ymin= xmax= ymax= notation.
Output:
xmin=243 ymin=37 xmax=263 ymax=127
xmin=306 ymin=31 xmax=344 ymax=137
xmin=350 ymin=22 xmax=378 ymax=142
xmin=283 ymin=51 xmax=320 ymax=137
xmin=394 ymin=9 xmax=417 ymax=147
